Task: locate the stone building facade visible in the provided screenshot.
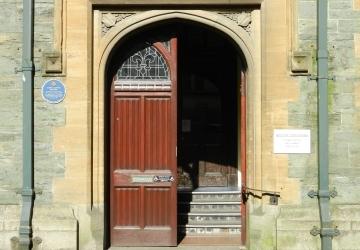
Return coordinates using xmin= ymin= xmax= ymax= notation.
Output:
xmin=0 ymin=0 xmax=360 ymax=249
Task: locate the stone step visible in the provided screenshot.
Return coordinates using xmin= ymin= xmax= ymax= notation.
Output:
xmin=178 ymin=213 xmax=241 ymax=222
xmin=179 ymin=224 xmax=242 ymax=235
xmin=178 ymin=187 xmax=242 ymax=236
xmin=179 ymin=235 xmax=244 ymax=247
xmin=180 ymin=201 xmax=241 ymax=205
xmin=178 ymin=212 xmax=241 ymax=225
xmin=179 ymin=193 xmax=242 ymax=203
xmin=181 ymin=224 xmax=242 ymax=228
xmin=179 ymin=212 xmax=241 ymax=217
xmin=190 ymin=187 xmax=242 ymax=194
xmin=178 ymin=187 xmax=242 ymax=203
xmin=178 ymin=203 xmax=241 ymax=213
xmin=179 ymin=214 xmax=241 ymax=226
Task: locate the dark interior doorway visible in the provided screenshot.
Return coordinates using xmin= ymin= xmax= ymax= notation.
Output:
xmin=176 ymin=23 xmax=238 ymax=190
xmin=107 ymin=21 xmax=240 ymax=191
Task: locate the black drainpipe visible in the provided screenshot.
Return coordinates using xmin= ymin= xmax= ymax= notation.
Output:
xmin=19 ymin=0 xmax=35 ymax=249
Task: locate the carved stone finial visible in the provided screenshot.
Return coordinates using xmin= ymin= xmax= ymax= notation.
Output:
xmin=102 ymin=13 xmax=135 ymax=36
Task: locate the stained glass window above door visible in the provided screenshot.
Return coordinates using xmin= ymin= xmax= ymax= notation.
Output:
xmin=114 ymin=44 xmax=171 ymax=91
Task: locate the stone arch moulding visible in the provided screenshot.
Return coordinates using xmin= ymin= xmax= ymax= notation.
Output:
xmin=99 ymin=10 xmax=255 ymax=73
xmin=92 ymin=9 xmax=262 ymax=207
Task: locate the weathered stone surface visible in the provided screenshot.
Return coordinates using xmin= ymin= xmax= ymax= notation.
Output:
xmin=351 ymin=221 xmax=360 ymax=230
xmin=30 ymin=204 xmax=78 ymax=249
xmin=0 ymin=3 xmax=21 ymax=33
xmin=278 ymin=205 xmax=319 ymax=220
xmin=330 ymin=10 xmax=360 ymax=20
xmin=32 ymin=231 xmax=77 ymax=250
xmin=355 ymin=0 xmax=360 ymax=10
xmin=0 ymin=205 xmax=20 ymax=248
xmin=298 ymin=20 xmax=316 ymax=40
xmin=288 ymin=166 xmax=307 ymax=179
xmin=332 ymin=230 xmax=360 ymax=250
xmin=249 ymin=206 xmax=279 ymax=250
xmin=298 ymin=1 xmax=316 ymax=19
xmin=339 ymin=20 xmax=360 ymax=33
xmin=331 ymin=185 xmax=360 ymax=204
xmin=332 ymin=205 xmax=360 ymax=220
xmin=277 ymin=230 xmax=319 ymax=250
xmin=329 ymin=0 xmax=353 ymax=10
xmin=35 ymin=104 xmax=66 ymax=127
xmin=0 ymin=231 xmax=20 ymax=250
xmin=277 ymin=219 xmax=319 ymax=231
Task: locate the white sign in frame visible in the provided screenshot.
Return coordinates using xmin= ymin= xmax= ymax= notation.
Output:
xmin=273 ymin=129 xmax=311 ymax=154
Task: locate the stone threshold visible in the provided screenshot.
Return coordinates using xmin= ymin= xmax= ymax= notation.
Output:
xmin=178 ymin=187 xmax=242 ymax=194
xmin=109 ymin=246 xmax=245 ymax=250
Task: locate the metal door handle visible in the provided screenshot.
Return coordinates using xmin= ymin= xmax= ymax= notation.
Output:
xmin=153 ymin=175 xmax=174 ymax=182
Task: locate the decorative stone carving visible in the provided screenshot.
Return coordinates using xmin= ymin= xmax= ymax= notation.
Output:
xmin=102 ymin=13 xmax=135 ymax=36
xmin=220 ymin=12 xmax=252 ymax=34
xmin=101 ymin=11 xmax=252 ymax=36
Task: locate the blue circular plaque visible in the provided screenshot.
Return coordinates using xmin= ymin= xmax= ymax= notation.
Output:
xmin=42 ymin=79 xmax=66 ymax=104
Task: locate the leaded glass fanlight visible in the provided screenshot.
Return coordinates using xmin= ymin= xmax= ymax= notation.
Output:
xmin=114 ymin=44 xmax=171 ymax=91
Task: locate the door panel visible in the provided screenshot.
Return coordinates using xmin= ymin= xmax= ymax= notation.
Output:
xmin=113 ymin=97 xmax=141 ymax=170
xmin=144 ymin=97 xmax=172 ymax=170
xmin=113 ymin=187 xmax=141 ymax=227
xmin=144 ymin=187 xmax=172 ymax=226
xmin=110 ymin=37 xmax=177 ymax=246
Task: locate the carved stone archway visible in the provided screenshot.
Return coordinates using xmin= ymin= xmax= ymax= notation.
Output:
xmin=91 ymin=8 xmax=262 ymax=247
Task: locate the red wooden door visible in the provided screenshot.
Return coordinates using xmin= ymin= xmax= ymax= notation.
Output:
xmin=110 ymin=38 xmax=177 ymax=246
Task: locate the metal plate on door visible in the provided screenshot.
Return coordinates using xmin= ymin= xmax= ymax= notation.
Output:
xmin=131 ymin=175 xmax=154 ymax=183
xmin=153 ymin=175 xmax=174 ymax=182
xmin=131 ymin=175 xmax=174 ymax=183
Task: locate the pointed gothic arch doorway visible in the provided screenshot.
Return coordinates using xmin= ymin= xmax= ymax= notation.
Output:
xmin=105 ymin=21 xmax=247 ymax=247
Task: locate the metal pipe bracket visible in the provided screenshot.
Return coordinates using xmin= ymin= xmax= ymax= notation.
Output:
xmin=307 ymin=74 xmax=336 ymax=81
xmin=307 ymin=188 xmax=337 ymax=199
xmin=310 ymin=226 xmax=340 ymax=238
